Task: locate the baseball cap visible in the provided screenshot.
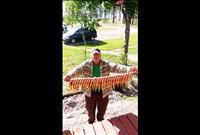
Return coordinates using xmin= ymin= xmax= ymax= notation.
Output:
xmin=91 ymin=48 xmax=101 ymax=54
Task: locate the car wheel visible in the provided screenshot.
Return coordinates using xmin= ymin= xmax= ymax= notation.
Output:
xmin=91 ymin=37 xmax=94 ymax=40
xmin=71 ymin=39 xmax=76 ymax=44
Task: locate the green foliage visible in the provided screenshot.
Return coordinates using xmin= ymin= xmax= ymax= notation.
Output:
xmin=102 ymin=1 xmax=114 ymax=10
xmin=123 ymin=0 xmax=138 ymax=18
xmin=64 ymin=0 xmax=138 ymax=26
xmin=118 ymin=53 xmax=128 ymax=65
xmin=64 ymin=1 xmax=102 ymax=30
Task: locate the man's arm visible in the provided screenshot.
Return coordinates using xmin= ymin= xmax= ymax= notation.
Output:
xmin=108 ymin=61 xmax=138 ymax=74
xmin=64 ymin=61 xmax=87 ymax=82
xmin=108 ymin=61 xmax=131 ymax=73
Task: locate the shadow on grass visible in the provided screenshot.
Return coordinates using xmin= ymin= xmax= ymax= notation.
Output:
xmin=64 ymin=40 xmax=108 ymax=47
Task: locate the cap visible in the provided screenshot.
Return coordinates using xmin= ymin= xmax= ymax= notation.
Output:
xmin=91 ymin=48 xmax=101 ymax=54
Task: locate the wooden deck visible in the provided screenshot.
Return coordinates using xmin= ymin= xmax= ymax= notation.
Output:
xmin=69 ymin=113 xmax=138 ymax=135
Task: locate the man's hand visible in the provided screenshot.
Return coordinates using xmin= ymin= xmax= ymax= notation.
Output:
xmin=64 ymin=75 xmax=72 ymax=82
xmin=130 ymin=66 xmax=138 ymax=74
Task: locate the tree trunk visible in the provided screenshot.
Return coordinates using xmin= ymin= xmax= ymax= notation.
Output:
xmin=112 ymin=8 xmax=115 ymax=23
xmin=94 ymin=10 xmax=98 ymax=18
xmin=131 ymin=17 xmax=135 ymax=25
xmin=118 ymin=5 xmax=121 ymax=22
xmin=99 ymin=7 xmax=103 ymax=18
xmin=81 ymin=24 xmax=87 ymax=61
xmin=125 ymin=20 xmax=131 ymax=54
xmin=122 ymin=14 xmax=125 ymax=24
xmin=124 ymin=18 xmax=131 ymax=65
xmin=122 ymin=7 xmax=132 ymax=65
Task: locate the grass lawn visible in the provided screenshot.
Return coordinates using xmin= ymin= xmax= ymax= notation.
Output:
xmin=65 ymin=33 xmax=137 ymax=53
xmin=63 ymin=46 xmax=136 ymax=75
xmin=63 ymin=33 xmax=137 ymax=75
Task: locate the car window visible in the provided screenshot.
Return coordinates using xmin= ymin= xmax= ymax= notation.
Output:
xmin=77 ymin=28 xmax=83 ymax=32
xmin=76 ymin=29 xmax=80 ymax=33
xmin=83 ymin=28 xmax=88 ymax=31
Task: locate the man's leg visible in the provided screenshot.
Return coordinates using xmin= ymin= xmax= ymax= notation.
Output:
xmin=85 ymin=94 xmax=97 ymax=124
xmin=97 ymin=95 xmax=109 ymax=121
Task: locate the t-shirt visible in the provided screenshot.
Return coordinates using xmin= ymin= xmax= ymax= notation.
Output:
xmin=92 ymin=64 xmax=100 ymax=77
xmin=92 ymin=64 xmax=101 ymax=93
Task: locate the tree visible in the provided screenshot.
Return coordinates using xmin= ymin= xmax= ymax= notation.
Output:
xmin=64 ymin=1 xmax=101 ymax=30
xmin=118 ymin=4 xmax=122 ymax=22
xmin=101 ymin=0 xmax=138 ymax=65
xmin=64 ymin=0 xmax=101 ymax=60
xmin=64 ymin=0 xmax=138 ymax=65
xmin=102 ymin=1 xmax=117 ymax=23
xmin=116 ymin=0 xmax=138 ymax=65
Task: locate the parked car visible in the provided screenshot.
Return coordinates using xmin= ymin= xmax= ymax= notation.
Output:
xmin=63 ymin=27 xmax=97 ymax=44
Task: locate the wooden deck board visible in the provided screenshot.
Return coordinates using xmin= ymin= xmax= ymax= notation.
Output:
xmin=93 ymin=121 xmax=107 ymax=135
xmin=101 ymin=120 xmax=118 ymax=135
xmin=69 ymin=113 xmax=138 ymax=135
xmin=73 ymin=127 xmax=85 ymax=135
xmin=109 ymin=117 xmax=129 ymax=135
xmin=118 ymin=115 xmax=137 ymax=135
xmin=126 ymin=113 xmax=138 ymax=130
xmin=83 ymin=124 xmax=95 ymax=135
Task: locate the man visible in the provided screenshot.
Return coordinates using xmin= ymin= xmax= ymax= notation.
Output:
xmin=64 ymin=48 xmax=137 ymax=124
